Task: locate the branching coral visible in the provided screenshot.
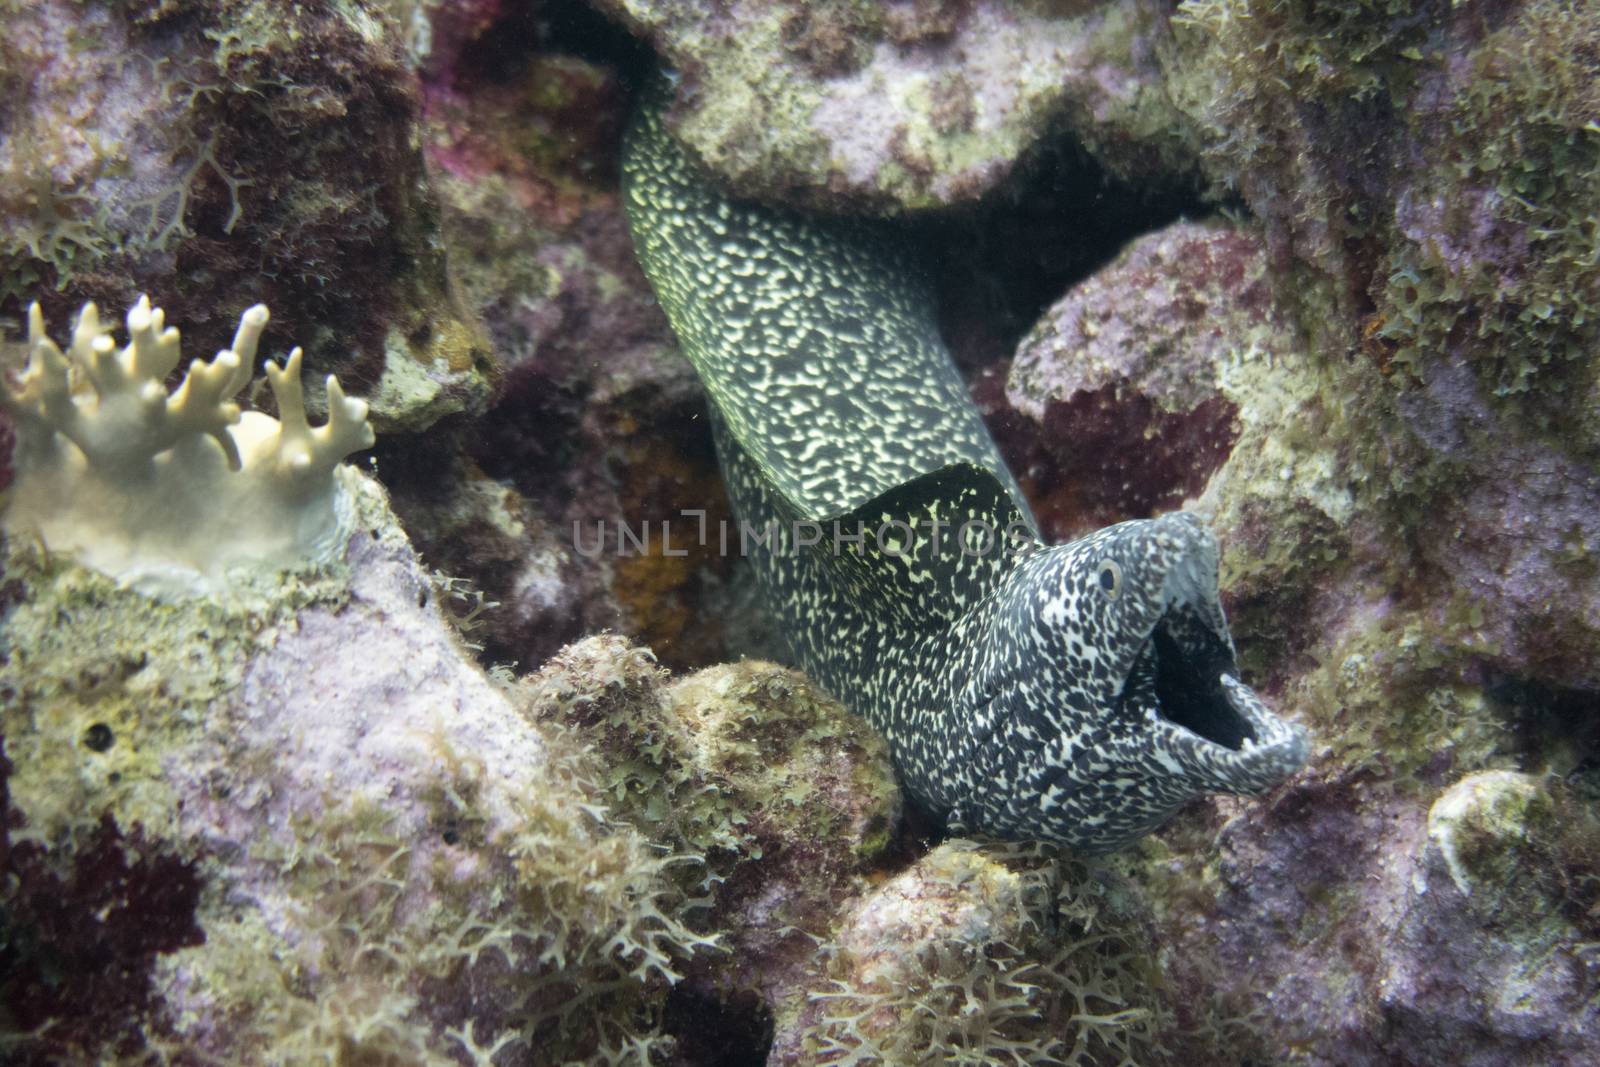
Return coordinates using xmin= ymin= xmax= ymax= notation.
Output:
xmin=1 ymin=295 xmax=373 ymax=594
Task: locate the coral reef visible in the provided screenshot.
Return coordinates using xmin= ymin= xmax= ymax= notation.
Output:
xmin=1164 ymin=0 xmax=1600 ymax=691
xmin=523 ymin=637 xmax=901 ymax=1013
xmin=994 ymin=169 xmax=1600 ymax=1067
xmin=991 ymin=220 xmax=1290 ymax=538
xmin=770 ymin=840 xmax=1172 ymax=1066
xmin=6 ymin=0 xmax=1600 ymax=1063
xmin=1 ymin=297 xmax=372 ymax=595
xmin=593 ymin=0 xmax=1197 ymax=210
xmin=0 ymin=0 xmax=493 ymax=431
xmin=0 ymin=464 xmax=714 ymax=1064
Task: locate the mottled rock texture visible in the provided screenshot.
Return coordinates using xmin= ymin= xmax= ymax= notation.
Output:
xmin=1139 ymin=770 xmax=1600 ymax=1067
xmin=1163 ymin=0 xmax=1600 ymax=697
xmin=0 ymin=0 xmax=493 ymax=432
xmin=523 ymin=636 xmax=903 ymax=1026
xmin=0 ymin=473 xmax=713 ymax=1065
xmin=594 ymin=0 xmax=1198 ymax=210
xmin=991 ymin=220 xmax=1288 ymax=538
xmin=7 ymin=0 xmax=1600 ymax=1062
xmin=998 ymin=171 xmax=1600 ymax=1067
xmin=769 ymin=840 xmax=1175 ymax=1066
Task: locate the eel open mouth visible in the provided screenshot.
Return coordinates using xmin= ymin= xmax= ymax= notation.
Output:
xmin=1118 ymin=538 xmax=1308 ymax=786
xmin=1122 ymin=605 xmax=1260 ymax=752
xmin=1149 ymin=606 xmax=1255 ymax=750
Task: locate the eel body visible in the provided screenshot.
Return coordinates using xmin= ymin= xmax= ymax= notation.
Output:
xmin=623 ymin=96 xmax=1308 ymax=851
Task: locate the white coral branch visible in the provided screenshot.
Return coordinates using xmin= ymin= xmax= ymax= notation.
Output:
xmin=4 ymin=295 xmax=257 ymax=473
xmin=260 ymin=347 xmax=375 ymax=486
xmin=2 ymin=296 xmax=376 ymax=595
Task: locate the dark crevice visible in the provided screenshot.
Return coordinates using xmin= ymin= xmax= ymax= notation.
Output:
xmin=451 ymin=0 xmax=655 ymax=91
xmin=1487 ymin=675 xmax=1600 ymax=793
xmin=1153 ymin=623 xmax=1254 ymax=751
xmin=662 ymin=983 xmax=774 ymax=1067
xmin=915 ymin=135 xmax=1213 ymax=372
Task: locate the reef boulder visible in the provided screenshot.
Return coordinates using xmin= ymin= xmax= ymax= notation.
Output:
xmin=523 ymin=635 xmax=902 ymax=1031
xmin=768 ymin=839 xmax=1172 ymax=1065
xmin=0 ymin=471 xmax=711 ymax=1064
xmin=595 ymin=0 xmax=1197 ymax=210
xmin=993 ymin=219 xmax=1293 ymax=538
xmin=0 ymin=0 xmax=492 ymax=432
xmin=1145 ymin=769 xmax=1600 ymax=1067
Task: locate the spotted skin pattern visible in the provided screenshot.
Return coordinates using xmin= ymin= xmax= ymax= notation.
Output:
xmin=623 ymin=94 xmax=1309 ymax=851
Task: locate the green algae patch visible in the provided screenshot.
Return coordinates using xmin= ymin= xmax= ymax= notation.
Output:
xmin=773 ymin=839 xmax=1176 ymax=1066
xmin=1378 ymin=0 xmax=1600 ymax=399
xmin=521 ymin=635 xmax=904 ymax=1020
xmin=0 ymin=546 xmax=351 ymax=850
xmin=1171 ymin=0 xmax=1600 ymax=412
xmin=522 ymin=635 xmax=900 ymax=899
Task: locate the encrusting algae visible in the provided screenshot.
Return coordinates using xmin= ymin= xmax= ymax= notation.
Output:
xmin=6 ymin=0 xmax=1600 ymax=1063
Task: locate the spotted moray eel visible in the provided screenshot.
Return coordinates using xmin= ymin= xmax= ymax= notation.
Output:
xmin=622 ymin=92 xmax=1308 ymax=852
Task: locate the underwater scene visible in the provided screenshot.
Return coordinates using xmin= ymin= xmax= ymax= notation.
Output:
xmin=1 ymin=0 xmax=1598 ymax=1064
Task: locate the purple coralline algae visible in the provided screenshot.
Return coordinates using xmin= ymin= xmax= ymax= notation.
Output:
xmin=1143 ymin=771 xmax=1600 ymax=1066
xmin=998 ymin=200 xmax=1600 ymax=1061
xmin=0 ymin=0 xmax=493 ymax=432
xmin=994 ymin=220 xmax=1285 ymax=538
xmin=592 ymin=0 xmax=1197 ymax=210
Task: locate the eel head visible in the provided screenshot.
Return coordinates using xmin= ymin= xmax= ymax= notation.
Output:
xmin=981 ymin=511 xmax=1309 ymax=849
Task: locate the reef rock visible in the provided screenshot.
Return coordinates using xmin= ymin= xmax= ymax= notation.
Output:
xmin=523 ymin=634 xmax=902 ymax=1043
xmin=994 ymin=220 xmax=1293 ymax=538
xmin=0 ymin=0 xmax=492 ymax=432
xmin=768 ymin=840 xmax=1171 ymax=1066
xmin=999 ymin=206 xmax=1600 ymax=1064
xmin=1144 ymin=770 xmax=1600 ymax=1067
xmin=0 ymin=469 xmax=714 ymax=1063
xmin=1166 ymin=0 xmax=1600 ymax=691
xmin=595 ymin=0 xmax=1197 ymax=210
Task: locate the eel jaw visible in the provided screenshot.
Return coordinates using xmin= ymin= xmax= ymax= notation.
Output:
xmin=1121 ymin=541 xmax=1310 ymax=793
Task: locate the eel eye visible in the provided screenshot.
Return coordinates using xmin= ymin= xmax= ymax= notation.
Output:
xmin=1097 ymin=560 xmax=1122 ymax=598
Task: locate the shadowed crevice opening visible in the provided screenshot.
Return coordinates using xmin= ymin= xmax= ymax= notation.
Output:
xmin=1153 ymin=623 xmax=1255 ymax=751
xmin=662 ymin=983 xmax=774 ymax=1067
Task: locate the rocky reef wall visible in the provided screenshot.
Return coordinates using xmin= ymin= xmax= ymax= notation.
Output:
xmin=3 ymin=0 xmax=1599 ymax=1064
